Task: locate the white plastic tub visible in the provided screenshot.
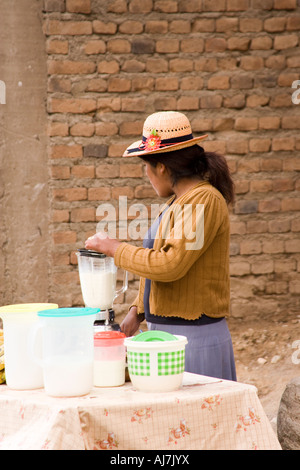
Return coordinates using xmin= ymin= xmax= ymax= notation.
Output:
xmin=125 ymin=331 xmax=187 ymax=392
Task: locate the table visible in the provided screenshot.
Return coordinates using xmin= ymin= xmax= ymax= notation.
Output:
xmin=0 ymin=373 xmax=281 ymax=450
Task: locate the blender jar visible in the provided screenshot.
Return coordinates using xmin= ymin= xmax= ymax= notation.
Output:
xmin=76 ymin=249 xmax=128 ymax=311
xmin=94 ymin=331 xmax=126 ymax=387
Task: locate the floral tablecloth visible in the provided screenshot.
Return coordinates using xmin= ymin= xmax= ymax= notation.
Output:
xmin=0 ymin=373 xmax=281 ymax=450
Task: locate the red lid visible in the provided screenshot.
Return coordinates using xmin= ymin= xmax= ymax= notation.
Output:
xmin=94 ymin=331 xmax=126 ymax=347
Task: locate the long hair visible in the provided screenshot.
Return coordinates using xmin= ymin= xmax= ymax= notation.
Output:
xmin=140 ymin=145 xmax=235 ymax=205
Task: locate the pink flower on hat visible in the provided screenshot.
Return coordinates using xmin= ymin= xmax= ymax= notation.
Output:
xmin=144 ymin=129 xmax=161 ymax=152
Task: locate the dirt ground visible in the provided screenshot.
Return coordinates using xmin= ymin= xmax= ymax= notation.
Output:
xmin=227 ymin=312 xmax=300 ymax=434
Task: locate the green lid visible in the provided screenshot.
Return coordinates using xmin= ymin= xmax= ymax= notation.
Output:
xmin=38 ymin=307 xmax=99 ymax=318
xmin=132 ymin=330 xmax=177 ymax=342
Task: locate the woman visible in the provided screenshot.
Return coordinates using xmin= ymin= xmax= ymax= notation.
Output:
xmin=85 ymin=111 xmax=236 ymax=381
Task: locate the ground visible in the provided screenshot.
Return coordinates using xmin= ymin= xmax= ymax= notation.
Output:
xmin=228 ymin=312 xmax=300 ymax=433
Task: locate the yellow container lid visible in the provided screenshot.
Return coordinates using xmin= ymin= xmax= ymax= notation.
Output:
xmin=0 ymin=303 xmax=58 ymax=322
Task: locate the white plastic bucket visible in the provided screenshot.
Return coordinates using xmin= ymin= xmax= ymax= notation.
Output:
xmin=125 ymin=333 xmax=188 ymax=392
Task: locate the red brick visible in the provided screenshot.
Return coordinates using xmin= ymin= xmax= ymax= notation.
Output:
xmin=169 ymin=58 xmax=193 ymax=72
xmin=156 ymin=39 xmax=179 ymax=53
xmin=107 ymin=39 xmax=131 ymax=53
xmin=49 ymin=98 xmax=97 ymax=114
xmin=132 ymin=77 xmax=155 ymax=92
xmin=177 ymin=96 xmax=199 ymax=110
xmin=44 ymin=20 xmax=92 ymax=35
xmin=119 ymin=20 xmax=144 ymax=34
xmin=259 ymin=116 xmax=281 ymax=130
xmin=274 ymin=0 xmax=297 ymax=9
xmin=120 ymin=164 xmax=143 ymax=178
xmin=249 ymin=139 xmax=271 ymax=152
xmin=200 ymin=95 xmax=222 ymax=109
xmin=216 ymin=18 xmax=238 ymax=32
xmin=50 ymin=145 xmax=82 ymax=159
xmin=287 ymin=16 xmax=300 ymax=30
xmin=112 ymin=187 xmax=135 ymax=199
xmin=71 ymin=208 xmax=95 ymax=222
xmin=208 ymin=75 xmax=230 ymax=90
xmin=274 ymin=34 xmax=298 ymax=50
xmin=227 ymin=37 xmax=250 ymax=51
xmin=250 ymin=179 xmax=272 ymax=192
xmin=108 ymin=77 xmax=131 ymax=93
xmin=272 ymin=178 xmax=294 ymax=192
xmin=261 ymin=158 xmax=282 ymax=171
xmin=129 ymin=0 xmax=153 ymax=13
xmin=66 ymin=0 xmax=91 ymax=13
xmin=53 ymin=188 xmax=87 ymax=201
xmin=240 ymin=18 xmax=263 ymax=32
xmin=95 ymin=122 xmax=118 ymax=136
xmin=145 ymin=21 xmax=168 ymax=34
xmin=192 ymin=19 xmax=215 ymax=32
xmin=46 ymin=39 xmax=69 ymax=54
xmin=281 ymin=198 xmax=300 ymax=211
xmin=107 ymin=0 xmax=128 ymax=13
xmin=71 ymin=165 xmax=95 ymax=178
xmin=272 ymin=137 xmax=295 ymax=151
xmin=203 ymin=0 xmax=226 ymax=11
xmin=240 ymin=240 xmax=262 ymax=255
xmin=88 ymin=187 xmax=111 ymax=201
xmin=52 ymin=210 xmax=70 ymax=223
xmin=269 ymin=219 xmax=290 ymax=233
xmin=258 ymin=199 xmax=281 ymax=212
xmin=235 ymin=117 xmax=258 ymax=131
xmin=180 ymin=39 xmax=204 ymax=53
xmin=70 ymin=122 xmax=95 ymax=137
xmin=169 ymin=20 xmax=191 ymax=33
xmin=251 ymin=36 xmax=273 ymax=50
xmin=155 ymin=77 xmax=179 ymax=91
xmin=51 ymin=165 xmax=70 ymax=179
xmin=93 ymin=20 xmax=117 ymax=35
xmin=85 ymin=40 xmax=106 ymax=55
xmin=154 ymin=0 xmax=178 ymax=12
xmin=230 ymin=261 xmax=250 ymax=276
xmin=227 ymin=0 xmax=249 ymax=10
xmin=96 ymin=165 xmax=120 ymax=178
xmin=264 ymin=17 xmax=286 ymax=32
xmin=98 ymin=60 xmax=119 ymax=74
xmin=134 ymin=185 xmax=157 ymax=198
xmin=226 ymin=140 xmax=249 ymax=155
xmin=251 ymin=259 xmax=274 ymax=274
xmin=240 ymin=56 xmax=264 ymax=70
xmin=205 ymin=38 xmax=227 ymax=52
xmin=121 ymin=97 xmax=146 ymax=112
xmin=48 ymin=60 xmax=96 ymax=74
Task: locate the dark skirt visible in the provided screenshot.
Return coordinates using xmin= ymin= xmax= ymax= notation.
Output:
xmin=147 ymin=318 xmax=237 ymax=381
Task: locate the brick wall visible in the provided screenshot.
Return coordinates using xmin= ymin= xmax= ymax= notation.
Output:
xmin=43 ymin=0 xmax=300 ymax=321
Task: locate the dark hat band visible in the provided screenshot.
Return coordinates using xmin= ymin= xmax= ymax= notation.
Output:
xmin=126 ymin=133 xmax=194 ymax=154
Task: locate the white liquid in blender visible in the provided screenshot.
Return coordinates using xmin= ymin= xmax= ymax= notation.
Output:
xmin=79 ymin=270 xmax=117 ymax=309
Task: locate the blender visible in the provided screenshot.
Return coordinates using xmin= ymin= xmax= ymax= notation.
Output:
xmin=76 ymin=249 xmax=128 ymax=332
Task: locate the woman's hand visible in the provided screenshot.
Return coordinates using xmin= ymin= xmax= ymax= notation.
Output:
xmin=120 ymin=306 xmax=144 ymax=337
xmin=85 ymin=231 xmax=121 ymax=257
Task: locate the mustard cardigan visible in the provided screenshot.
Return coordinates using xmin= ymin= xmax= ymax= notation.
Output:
xmin=114 ymin=181 xmax=230 ymax=320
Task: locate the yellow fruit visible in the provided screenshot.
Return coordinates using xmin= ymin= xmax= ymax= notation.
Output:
xmin=0 ymin=355 xmax=4 ymax=371
xmin=0 ymin=369 xmax=5 ymax=384
xmin=0 ymin=344 xmax=4 ymax=357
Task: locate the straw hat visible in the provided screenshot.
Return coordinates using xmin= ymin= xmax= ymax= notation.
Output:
xmin=123 ymin=111 xmax=208 ymax=157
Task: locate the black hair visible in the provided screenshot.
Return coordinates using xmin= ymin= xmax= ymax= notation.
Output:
xmin=140 ymin=145 xmax=235 ymax=205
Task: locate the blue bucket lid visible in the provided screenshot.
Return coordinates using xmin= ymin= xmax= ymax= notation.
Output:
xmin=38 ymin=307 xmax=100 ymax=317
